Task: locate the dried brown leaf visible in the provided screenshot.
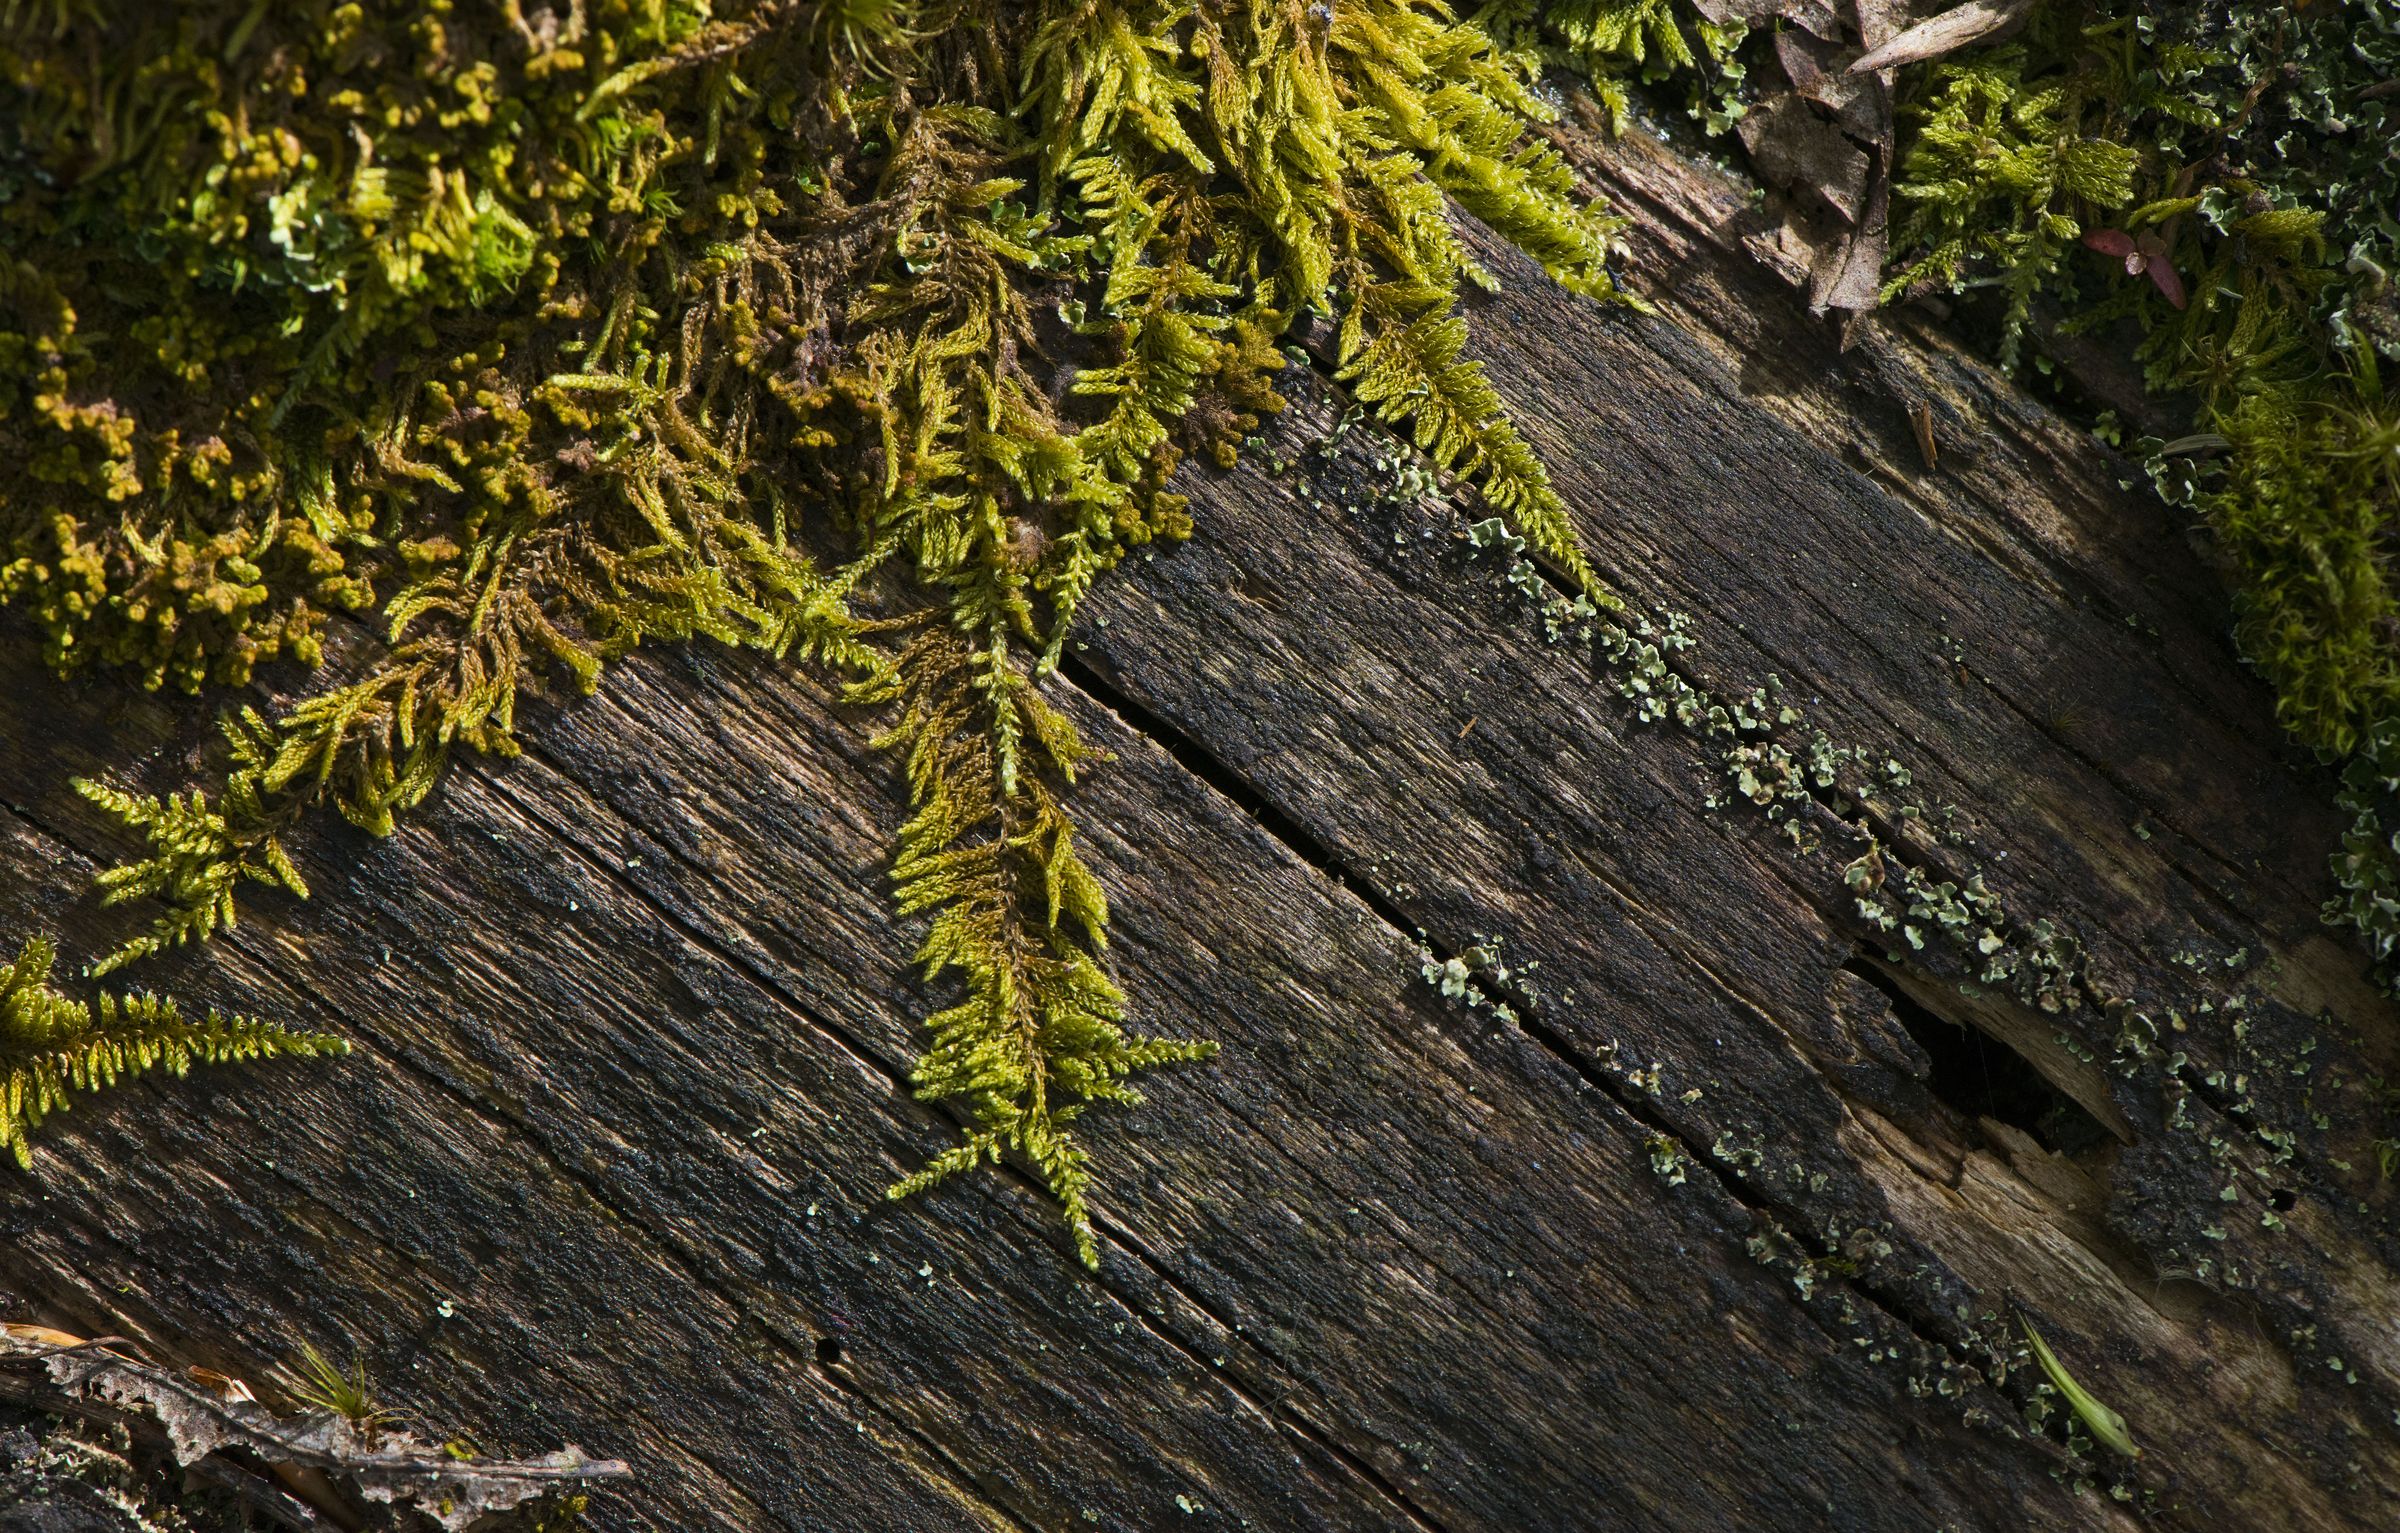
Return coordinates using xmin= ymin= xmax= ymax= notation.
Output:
xmin=1738 ymin=93 xmax=1872 ymax=224
xmin=1775 ymin=31 xmax=1887 ymax=141
xmin=1691 ymin=0 xmax=1847 ymax=38
xmin=1850 ymin=0 xmax=1913 ymax=54
xmin=1849 ymin=0 xmax=2037 ymax=74
xmin=1810 ymin=164 xmax=1891 ymax=316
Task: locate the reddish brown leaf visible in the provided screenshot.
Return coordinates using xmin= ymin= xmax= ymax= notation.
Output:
xmin=2146 ymin=258 xmax=2187 ymax=310
xmin=2081 ymin=228 xmax=2138 ymax=260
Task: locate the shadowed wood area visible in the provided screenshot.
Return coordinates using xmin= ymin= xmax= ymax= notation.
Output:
xmin=2 ymin=110 xmax=2396 ymax=1532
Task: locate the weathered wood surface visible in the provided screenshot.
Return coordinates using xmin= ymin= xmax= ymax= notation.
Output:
xmin=2 ymin=107 xmax=2396 ymax=1533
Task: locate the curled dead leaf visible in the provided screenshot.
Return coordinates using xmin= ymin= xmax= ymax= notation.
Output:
xmin=1 ymin=1322 xmax=87 ymax=1349
xmin=1776 ymin=28 xmax=1887 ymax=141
xmin=1738 ymin=93 xmax=1872 ymax=224
xmin=1849 ymin=0 xmax=2038 ymax=74
xmin=185 ymin=1364 xmax=258 ymax=1404
xmin=1843 ymin=0 xmax=2035 ymax=75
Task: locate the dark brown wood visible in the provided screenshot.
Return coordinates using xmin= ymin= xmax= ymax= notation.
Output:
xmin=1 ymin=109 xmax=2394 ymax=1532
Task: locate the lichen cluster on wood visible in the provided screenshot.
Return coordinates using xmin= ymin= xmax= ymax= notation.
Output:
xmin=1869 ymin=2 xmax=2400 ymax=978
xmin=1492 ymin=0 xmax=2400 ymax=986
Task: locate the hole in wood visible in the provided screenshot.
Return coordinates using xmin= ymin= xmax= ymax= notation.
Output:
xmin=815 ymin=1336 xmax=843 ymax=1367
xmin=1844 ymin=958 xmax=2113 ymax=1156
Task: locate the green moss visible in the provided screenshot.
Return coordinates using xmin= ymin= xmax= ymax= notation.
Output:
xmin=1476 ymin=0 xmax=1751 ymax=136
xmin=1 ymin=2 xmax=1638 ymax=1262
xmin=15 ymin=0 xmax=2389 ymax=1265
xmin=0 ymin=932 xmax=346 ymax=1168
xmin=1509 ymin=1 xmax=2400 ymax=989
xmin=1870 ymin=2 xmax=2400 ymax=980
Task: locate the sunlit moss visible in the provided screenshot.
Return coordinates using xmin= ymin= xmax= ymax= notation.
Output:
xmin=2 ymin=1 xmax=1635 ymax=1261
xmin=1 ymin=933 xmax=346 ymax=1169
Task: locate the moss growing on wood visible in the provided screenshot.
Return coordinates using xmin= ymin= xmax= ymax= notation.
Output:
xmin=1511 ymin=1 xmax=2400 ymax=990
xmin=0 ymin=933 xmax=346 ymax=1168
xmin=1862 ymin=4 xmax=2400 ymax=979
xmin=1875 ymin=5 xmax=2400 ymax=764
xmin=0 ymin=1 xmax=1636 ymax=1261
xmin=8 ymin=0 xmax=2389 ymax=1265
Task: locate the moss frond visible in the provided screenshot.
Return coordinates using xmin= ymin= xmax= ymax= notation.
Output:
xmin=0 ymin=934 xmax=347 ymax=1169
xmin=1882 ymin=41 xmax=2141 ymax=368
xmin=1590 ymin=0 xmax=2400 ymax=990
xmin=865 ymin=620 xmax=1212 ymax=1267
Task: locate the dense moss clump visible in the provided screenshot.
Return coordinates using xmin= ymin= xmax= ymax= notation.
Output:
xmin=1511 ymin=0 xmax=2400 ymax=987
xmin=9 ymin=0 xmax=2394 ymax=1254
xmin=1864 ymin=1 xmax=2400 ymax=976
xmin=0 ymin=2 xmax=1633 ymax=1260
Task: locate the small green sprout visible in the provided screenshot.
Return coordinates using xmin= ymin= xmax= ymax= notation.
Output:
xmin=277 ymin=1341 xmax=401 ymax=1444
xmin=2020 ymin=1315 xmax=2140 ymax=1459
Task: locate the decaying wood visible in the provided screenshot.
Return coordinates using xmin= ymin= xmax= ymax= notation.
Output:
xmin=0 ymin=94 xmax=2394 ymax=1533
xmin=0 ymin=1329 xmax=626 ymax=1531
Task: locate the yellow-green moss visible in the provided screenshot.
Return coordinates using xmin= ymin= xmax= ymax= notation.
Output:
xmin=2 ymin=1 xmax=1637 ymax=1263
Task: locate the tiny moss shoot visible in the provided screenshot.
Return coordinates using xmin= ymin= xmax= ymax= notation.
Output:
xmin=2020 ymin=1313 xmax=2141 ymax=1459
xmin=0 ymin=934 xmax=347 ymax=1168
xmin=277 ymin=1339 xmax=404 ymax=1445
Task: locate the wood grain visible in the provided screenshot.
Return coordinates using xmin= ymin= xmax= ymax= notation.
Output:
xmin=0 ymin=102 xmax=2392 ymax=1533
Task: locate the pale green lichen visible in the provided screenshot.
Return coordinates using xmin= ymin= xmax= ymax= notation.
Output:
xmin=1872 ymin=3 xmax=2400 ymax=984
